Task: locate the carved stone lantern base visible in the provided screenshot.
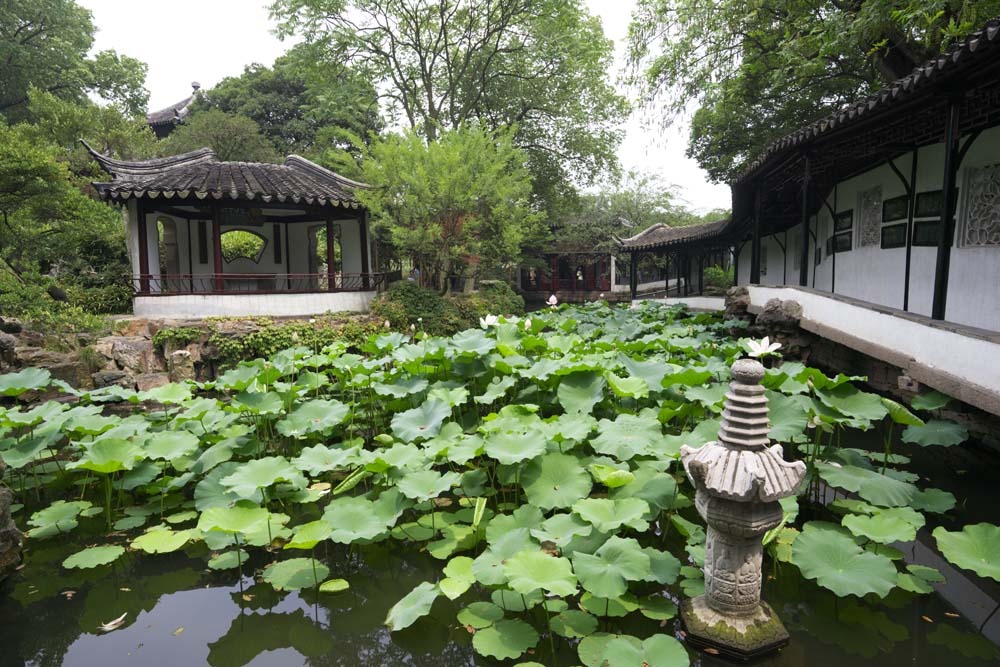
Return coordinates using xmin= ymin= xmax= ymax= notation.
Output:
xmin=681 ymin=596 xmax=790 ymax=661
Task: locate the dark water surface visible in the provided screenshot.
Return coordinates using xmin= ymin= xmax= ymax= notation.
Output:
xmin=1 ymin=522 xmax=998 ymax=667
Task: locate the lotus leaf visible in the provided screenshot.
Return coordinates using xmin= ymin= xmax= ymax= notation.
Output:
xmin=911 ymin=487 xmax=957 ymax=513
xmin=319 ymin=578 xmax=350 ymax=593
xmin=606 ymin=372 xmax=649 ymax=399
xmin=475 ymin=376 xmax=517 ymax=404
xmin=473 ymin=529 xmax=535 ymax=585
xmin=439 ymin=556 xmax=475 ymax=599
xmin=911 ymin=390 xmax=953 ymax=411
xmin=131 ymin=527 xmax=196 ymax=554
xmin=880 ymin=397 xmax=925 ymax=426
xmin=397 ymin=469 xmax=461 ymax=502
xmin=27 ymin=500 xmax=92 ymax=538
xmin=642 ymin=547 xmax=682 ymax=584
xmin=323 ymin=496 xmax=388 ymax=543
xmin=472 ymin=619 xmax=538 ymax=660
xmin=0 ymin=367 xmax=51 ymax=396
xmin=385 ymin=581 xmax=440 ymax=631
xmin=816 ymin=462 xmax=917 ymax=508
xmin=638 ymin=595 xmax=677 ymax=620
xmin=484 ymin=430 xmax=546 ymax=466
xmin=71 ymin=438 xmax=145 ymax=474
xmin=933 ymin=523 xmax=1000 ymax=582
xmin=791 ymin=522 xmax=897 ymax=597
xmin=208 ymin=550 xmax=248 ymax=570
xmin=373 ymin=377 xmax=429 ymax=398
xmin=557 ymin=371 xmax=606 ymax=414
xmin=551 ymin=610 xmax=598 ymax=638
xmin=263 ymin=557 xmax=329 ymax=591
xmin=451 ymin=329 xmax=496 ymax=356
xmin=901 ymin=419 xmax=968 ymax=447
xmin=572 ymin=536 xmax=651 ymax=597
xmin=520 ymin=452 xmax=592 ymax=509
xmin=277 ymin=399 xmax=349 ymax=437
xmin=589 ymin=464 xmax=635 ymax=489
xmin=198 ymin=505 xmax=270 ymax=535
xmin=766 ymin=391 xmax=810 ymax=440
xmin=146 ymin=431 xmax=200 ymax=461
xmin=601 ymin=634 xmax=689 ymax=667
xmin=285 ymin=520 xmax=333 ymax=550
xmin=220 ymin=456 xmax=306 ymax=498
xmin=591 ymin=414 xmax=662 ymax=461
xmin=457 ymin=601 xmax=504 ymax=629
xmin=62 ymin=545 xmax=125 ymax=569
xmin=504 ymin=549 xmax=577 ymax=596
xmin=530 ymin=512 xmax=593 ymax=546
xmin=391 ymin=399 xmax=451 ymax=442
xmin=842 ymin=508 xmax=924 ymax=544
xmin=572 ymin=497 xmax=650 ymax=533
xmin=291 ymin=443 xmax=361 ymax=475
xmin=815 ymin=384 xmax=889 ymax=423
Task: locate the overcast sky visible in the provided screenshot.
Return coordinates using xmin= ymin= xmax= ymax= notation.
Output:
xmin=78 ymin=0 xmax=729 ymax=213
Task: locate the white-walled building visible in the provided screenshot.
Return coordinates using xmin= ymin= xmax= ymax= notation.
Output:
xmin=624 ymin=19 xmax=1000 ymax=334
xmin=85 ymin=143 xmax=381 ymax=319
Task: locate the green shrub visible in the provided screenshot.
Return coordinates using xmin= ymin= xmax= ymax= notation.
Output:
xmin=703 ymin=265 xmax=734 ymax=294
xmin=0 ymin=277 xmax=108 ymax=335
xmin=207 ymin=316 xmax=383 ymax=365
xmin=66 ymin=282 xmax=133 ymax=315
xmin=152 ymin=327 xmax=204 ymax=352
xmin=371 ymin=280 xmax=524 ymax=335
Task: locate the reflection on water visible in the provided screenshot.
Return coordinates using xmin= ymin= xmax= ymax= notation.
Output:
xmin=1 ymin=521 xmax=997 ymax=667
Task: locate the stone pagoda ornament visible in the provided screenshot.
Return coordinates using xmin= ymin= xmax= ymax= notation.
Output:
xmin=679 ymin=358 xmax=806 ymax=659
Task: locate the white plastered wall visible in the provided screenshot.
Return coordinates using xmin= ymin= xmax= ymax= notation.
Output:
xmin=736 ymin=126 xmax=1000 ymax=331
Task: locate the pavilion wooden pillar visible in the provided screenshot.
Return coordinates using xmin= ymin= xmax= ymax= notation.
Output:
xmin=211 ymin=207 xmax=223 ymax=292
xmin=629 ymin=251 xmax=638 ymax=300
xmin=683 ymin=253 xmax=690 ymax=297
xmin=326 ymin=218 xmax=336 ymax=291
xmin=359 ymin=210 xmax=371 ymax=289
xmin=675 ymin=251 xmax=682 ymax=296
xmin=750 ymin=189 xmax=762 ymax=284
xmin=903 ymin=149 xmax=919 ymax=311
xmin=136 ymin=198 xmax=150 ymax=294
xmin=799 ymin=156 xmax=811 ymax=286
xmin=698 ymin=254 xmax=704 ymax=294
xmin=932 ymin=97 xmax=961 ymax=321
xmin=664 ymin=253 xmax=670 ymax=295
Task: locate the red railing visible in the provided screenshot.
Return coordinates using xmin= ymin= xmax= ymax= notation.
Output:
xmin=132 ymin=273 xmax=386 ymax=296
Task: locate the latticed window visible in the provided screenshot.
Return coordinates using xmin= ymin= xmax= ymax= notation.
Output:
xmin=858 ymin=186 xmax=882 ymax=247
xmin=960 ymin=164 xmax=1000 ymax=247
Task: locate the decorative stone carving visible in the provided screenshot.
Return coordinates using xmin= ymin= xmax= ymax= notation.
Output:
xmin=859 ymin=186 xmax=882 ymax=247
xmin=962 ymin=164 xmax=1000 ymax=246
xmin=679 ymin=358 xmax=806 ymax=659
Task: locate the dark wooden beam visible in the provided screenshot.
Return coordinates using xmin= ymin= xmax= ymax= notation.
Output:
xmin=212 ymin=207 xmax=224 ymax=292
xmin=136 ymin=199 xmax=150 ymax=294
xmin=932 ymin=98 xmax=961 ymax=320
xmin=359 ymin=210 xmax=371 ymax=289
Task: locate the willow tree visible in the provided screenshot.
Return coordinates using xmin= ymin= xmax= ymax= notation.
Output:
xmin=357 ymin=125 xmax=545 ymax=291
xmin=628 ymin=0 xmax=1000 ymax=182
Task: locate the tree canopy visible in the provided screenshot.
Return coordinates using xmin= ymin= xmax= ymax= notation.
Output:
xmin=270 ymin=0 xmax=629 ymax=207
xmin=627 ymin=0 xmax=1000 ymax=182
xmin=0 ymin=0 xmax=148 ymax=120
xmin=193 ymin=45 xmax=383 ymax=175
xmin=159 ymin=109 xmax=280 ymax=163
xmin=357 ymin=124 xmax=546 ymax=290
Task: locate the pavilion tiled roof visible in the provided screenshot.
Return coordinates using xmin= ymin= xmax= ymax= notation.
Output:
xmin=146 ymin=83 xmax=200 ymax=128
xmin=737 ymin=17 xmax=1000 ymax=183
xmin=618 ymin=218 xmax=732 ymax=251
xmin=83 ymin=141 xmax=367 ymax=209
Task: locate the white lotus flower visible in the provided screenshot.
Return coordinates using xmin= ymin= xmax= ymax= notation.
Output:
xmin=479 ymin=314 xmax=499 ymax=328
xmin=523 ymin=318 xmax=532 ymax=331
xmin=546 ymin=294 xmax=558 ymax=306
xmin=384 ymin=320 xmax=391 ymax=328
xmin=599 ymin=293 xmax=605 ymax=299
xmin=747 ymin=336 xmax=782 ymax=358
xmin=308 ymin=318 xmax=316 ymax=324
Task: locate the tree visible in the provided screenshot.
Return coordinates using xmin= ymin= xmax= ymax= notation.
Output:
xmin=194 ymin=44 xmax=382 ymax=171
xmin=159 ymin=109 xmax=279 ymax=162
xmin=271 ymin=0 xmax=628 ymax=207
xmin=0 ymin=0 xmax=148 ymax=120
xmin=357 ymin=124 xmax=546 ymax=291
xmin=627 ymin=0 xmax=1000 ymax=182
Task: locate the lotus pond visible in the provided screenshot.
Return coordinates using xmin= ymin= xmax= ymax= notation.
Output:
xmin=1 ymin=301 xmax=998 ymax=667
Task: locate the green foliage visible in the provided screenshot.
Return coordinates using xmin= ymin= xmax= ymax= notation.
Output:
xmin=160 ymin=109 xmax=279 ymax=162
xmin=359 ymin=125 xmax=545 ymax=287
xmin=272 ymin=0 xmax=628 ymax=211
xmin=370 ymin=281 xmax=524 ymax=336
xmin=0 ymin=300 xmax=983 ymax=665
xmin=0 ymin=0 xmax=148 ymax=120
xmin=628 ymin=0 xmax=1000 ymax=181
xmin=702 ymin=265 xmax=733 ymax=294
xmin=207 ymin=316 xmax=382 ymax=365
xmin=152 ymin=327 xmax=204 ymax=352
